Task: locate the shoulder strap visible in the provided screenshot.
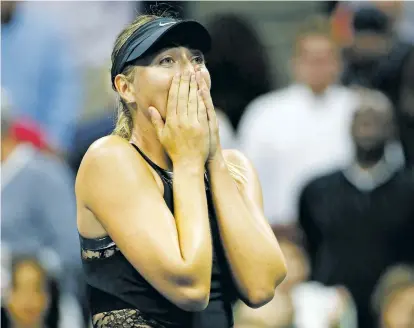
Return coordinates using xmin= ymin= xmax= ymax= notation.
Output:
xmin=130 ymin=143 xmax=171 ymax=176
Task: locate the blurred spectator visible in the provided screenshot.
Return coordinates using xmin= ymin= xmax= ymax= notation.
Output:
xmin=205 ymin=13 xmax=273 ymax=130
xmin=345 ymin=1 xmax=414 ymax=45
xmin=372 ymin=265 xmax=414 ymax=328
xmin=41 ymin=2 xmax=135 ymax=70
xmin=239 ymin=16 xmax=358 ymax=231
xmin=234 ymin=238 xmax=356 ymax=328
xmin=341 ymin=6 xmax=411 ymax=94
xmin=396 ymin=2 xmax=414 ymax=45
xmin=341 ymin=6 xmax=414 ymax=167
xmin=1 ymin=255 xmax=83 ymax=328
xmin=1 ymin=1 xmax=82 ymax=154
xmin=40 ymin=2 xmax=136 ymax=122
xmin=1 ymin=89 xmax=81 ymax=297
xmin=397 ymin=48 xmax=414 ymax=167
xmin=2 ymin=256 xmax=52 ymax=328
xmin=298 ymin=89 xmax=414 ymax=328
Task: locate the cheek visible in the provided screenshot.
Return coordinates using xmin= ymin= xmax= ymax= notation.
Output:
xmin=136 ymin=68 xmax=174 ymax=118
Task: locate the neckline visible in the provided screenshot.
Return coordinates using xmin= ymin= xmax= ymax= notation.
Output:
xmin=130 ymin=143 xmax=173 ymax=175
xmin=342 ymin=159 xmax=398 ymax=191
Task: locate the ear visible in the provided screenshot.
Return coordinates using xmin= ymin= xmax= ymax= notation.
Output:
xmin=114 ymin=74 xmax=136 ymax=104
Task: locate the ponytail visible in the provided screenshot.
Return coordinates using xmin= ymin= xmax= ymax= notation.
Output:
xmin=112 ymin=99 xmax=133 ymax=140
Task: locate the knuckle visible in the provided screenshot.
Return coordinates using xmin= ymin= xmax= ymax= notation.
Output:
xmin=176 ymin=121 xmax=184 ymax=129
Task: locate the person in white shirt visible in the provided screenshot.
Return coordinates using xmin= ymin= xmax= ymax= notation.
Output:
xmin=238 ymin=16 xmax=358 ymax=229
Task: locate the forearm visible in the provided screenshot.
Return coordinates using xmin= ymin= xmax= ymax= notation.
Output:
xmin=208 ymin=155 xmax=286 ymax=301
xmin=173 ymin=160 xmax=213 ymax=276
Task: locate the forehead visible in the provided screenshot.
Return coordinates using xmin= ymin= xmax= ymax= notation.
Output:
xmin=297 ymin=35 xmax=335 ymax=54
xmin=353 ymin=107 xmax=391 ymax=124
xmin=14 ymin=262 xmax=44 ymax=285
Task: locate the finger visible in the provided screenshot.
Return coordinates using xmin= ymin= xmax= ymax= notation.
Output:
xmin=148 ymin=106 xmax=164 ymax=139
xmin=201 ymin=89 xmax=216 ymax=123
xmin=166 ymin=73 xmax=180 ymax=121
xmin=188 ymin=73 xmax=198 ymax=122
xmin=195 ymin=71 xmax=208 ymax=91
xmin=177 ymin=71 xmax=191 ymax=118
xmin=196 ymin=72 xmax=215 ymax=113
xmin=197 ymin=90 xmax=208 ymax=125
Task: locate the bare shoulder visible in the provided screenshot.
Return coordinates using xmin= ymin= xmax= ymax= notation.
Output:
xmin=79 ymin=135 xmax=135 ymax=169
xmin=76 ymin=135 xmax=150 ymax=200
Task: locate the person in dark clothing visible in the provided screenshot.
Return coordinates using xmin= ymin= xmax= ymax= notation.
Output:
xmin=204 ymin=14 xmax=273 ymax=130
xmin=75 ymin=14 xmax=287 ymax=328
xmin=341 ymin=6 xmax=414 ymax=167
xmin=298 ymin=89 xmax=414 ymax=328
xmin=396 ymin=48 xmax=414 ymax=168
xmin=68 ymin=114 xmax=114 ymax=173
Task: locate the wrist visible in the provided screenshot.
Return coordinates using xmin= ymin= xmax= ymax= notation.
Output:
xmin=207 ymin=150 xmax=226 ymax=170
xmin=173 ymin=157 xmax=205 ymax=173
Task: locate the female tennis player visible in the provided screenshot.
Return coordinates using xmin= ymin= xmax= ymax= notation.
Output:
xmin=76 ymin=14 xmax=287 ymax=328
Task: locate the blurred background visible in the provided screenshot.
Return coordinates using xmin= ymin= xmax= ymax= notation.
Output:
xmin=1 ymin=1 xmax=414 ymax=327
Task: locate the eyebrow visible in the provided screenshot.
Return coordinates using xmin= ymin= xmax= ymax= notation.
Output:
xmin=189 ymin=49 xmax=203 ymax=57
xmin=150 ymin=47 xmax=204 ymax=63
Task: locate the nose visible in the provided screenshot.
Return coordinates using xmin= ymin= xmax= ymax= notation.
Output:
xmin=181 ymin=62 xmax=196 ymax=75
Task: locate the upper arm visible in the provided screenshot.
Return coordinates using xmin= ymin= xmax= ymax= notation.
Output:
xmin=76 ymin=137 xmax=197 ymax=301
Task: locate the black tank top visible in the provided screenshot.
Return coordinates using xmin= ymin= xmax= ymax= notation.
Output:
xmin=79 ymin=143 xmax=237 ymax=328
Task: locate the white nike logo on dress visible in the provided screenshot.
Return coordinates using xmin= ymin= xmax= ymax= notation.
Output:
xmin=159 ymin=22 xmax=175 ymax=26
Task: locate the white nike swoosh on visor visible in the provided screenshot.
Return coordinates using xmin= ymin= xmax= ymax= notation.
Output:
xmin=159 ymin=22 xmax=176 ymax=26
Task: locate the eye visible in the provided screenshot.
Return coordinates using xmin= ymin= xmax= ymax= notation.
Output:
xmin=192 ymin=55 xmax=205 ymax=65
xmin=159 ymin=56 xmax=174 ymax=66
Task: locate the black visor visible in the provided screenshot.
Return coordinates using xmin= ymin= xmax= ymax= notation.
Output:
xmin=111 ymin=17 xmax=211 ymax=86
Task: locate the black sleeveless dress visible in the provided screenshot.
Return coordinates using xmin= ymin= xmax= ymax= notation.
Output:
xmin=79 ymin=144 xmax=237 ymax=328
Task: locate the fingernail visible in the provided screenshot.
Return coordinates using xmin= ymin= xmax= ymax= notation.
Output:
xmin=175 ymin=73 xmax=180 ymax=78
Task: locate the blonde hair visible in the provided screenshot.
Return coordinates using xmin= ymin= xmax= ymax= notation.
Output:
xmin=111 ymin=15 xmax=158 ymax=140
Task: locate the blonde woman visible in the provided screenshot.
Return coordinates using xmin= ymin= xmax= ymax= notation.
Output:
xmin=75 ymin=14 xmax=287 ymax=328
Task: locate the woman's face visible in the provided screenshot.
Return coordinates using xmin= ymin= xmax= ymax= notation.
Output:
xmin=120 ymin=46 xmax=211 ymax=120
xmin=7 ymin=262 xmax=49 ymax=326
